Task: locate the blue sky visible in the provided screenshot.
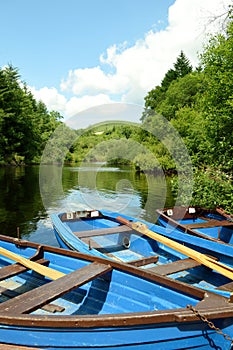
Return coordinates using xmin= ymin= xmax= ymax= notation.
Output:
xmin=1 ymin=0 xmax=174 ymax=88
xmin=0 ymin=0 xmax=231 ymax=123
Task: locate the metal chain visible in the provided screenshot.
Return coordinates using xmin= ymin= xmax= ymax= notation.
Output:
xmin=187 ymin=304 xmax=233 ymax=344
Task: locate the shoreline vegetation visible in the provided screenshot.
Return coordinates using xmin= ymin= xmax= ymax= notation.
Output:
xmin=0 ymin=8 xmax=232 ymax=213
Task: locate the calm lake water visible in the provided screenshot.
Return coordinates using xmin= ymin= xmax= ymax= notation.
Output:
xmin=0 ymin=164 xmax=175 ymax=247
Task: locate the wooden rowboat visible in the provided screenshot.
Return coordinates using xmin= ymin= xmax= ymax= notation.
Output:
xmin=51 ymin=209 xmax=233 ymax=297
xmin=156 ymin=206 xmax=233 ymax=245
xmin=0 ymin=234 xmax=233 ymax=349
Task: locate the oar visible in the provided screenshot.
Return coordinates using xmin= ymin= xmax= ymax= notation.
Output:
xmin=0 ymin=247 xmax=65 ymax=280
xmin=117 ymin=216 xmax=233 ymax=281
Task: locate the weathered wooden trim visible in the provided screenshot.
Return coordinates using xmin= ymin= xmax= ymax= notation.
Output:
xmin=128 ymin=256 xmax=159 ymax=267
xmin=184 ymin=220 xmax=233 ymax=229
xmin=0 ymin=298 xmax=232 ymax=328
xmin=147 ymin=258 xmax=201 ymax=275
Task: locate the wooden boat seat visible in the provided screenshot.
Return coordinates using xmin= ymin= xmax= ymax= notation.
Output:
xmin=0 ymin=262 xmax=112 ymax=314
xmin=215 ymin=281 xmax=233 ymax=292
xmin=128 ymin=256 xmax=159 ymax=267
xmin=0 ymin=286 xmax=64 ymax=313
xmin=74 ymin=225 xmax=133 ymax=238
xmin=183 ymin=220 xmax=233 ymax=229
xmin=147 ymin=258 xmax=201 ymax=276
xmin=0 ymin=258 xmax=48 ymax=282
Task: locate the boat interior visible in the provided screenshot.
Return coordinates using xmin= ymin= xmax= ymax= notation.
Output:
xmin=0 ymin=240 xmax=206 ymax=318
xmin=58 ymin=211 xmax=233 ymax=294
xmin=163 ymin=207 xmax=233 ymax=244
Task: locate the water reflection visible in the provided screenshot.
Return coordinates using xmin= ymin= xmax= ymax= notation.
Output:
xmin=0 ymin=166 xmax=46 ymax=236
xmin=0 ymin=164 xmax=175 ymax=246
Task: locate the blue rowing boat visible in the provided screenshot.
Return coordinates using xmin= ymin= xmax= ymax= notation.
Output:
xmin=1 ymin=234 xmax=233 ymax=349
xmin=156 ymin=206 xmax=233 ymax=245
xmin=51 ymin=209 xmax=233 ymax=297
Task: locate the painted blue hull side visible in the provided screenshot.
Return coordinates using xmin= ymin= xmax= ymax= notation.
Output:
xmin=0 ymin=321 xmax=233 ymax=349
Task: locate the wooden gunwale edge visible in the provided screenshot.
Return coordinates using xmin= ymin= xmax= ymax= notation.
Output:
xmin=0 ymin=344 xmax=39 ymax=350
xmin=0 ymin=301 xmax=233 ymax=328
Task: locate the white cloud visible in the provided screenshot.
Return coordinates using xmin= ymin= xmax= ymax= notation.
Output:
xmin=30 ymin=86 xmax=116 ymax=119
xmin=60 ymin=66 xmax=129 ymax=96
xmin=31 ymin=0 xmax=231 ymax=121
xmin=30 ymin=87 xmax=67 ymax=115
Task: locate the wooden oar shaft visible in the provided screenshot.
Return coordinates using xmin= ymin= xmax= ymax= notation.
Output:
xmin=203 ymin=254 xmax=233 ymax=272
xmin=117 ymin=217 xmax=233 ymax=281
xmin=0 ymin=247 xmax=65 ymax=280
xmin=134 ymin=223 xmax=233 ymax=278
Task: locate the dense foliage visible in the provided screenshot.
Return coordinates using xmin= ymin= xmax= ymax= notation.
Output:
xmin=143 ymin=51 xmax=193 ymax=118
xmin=68 ymin=13 xmax=233 ymax=212
xmin=142 ymin=13 xmax=233 ymax=212
xmin=0 ymin=65 xmax=62 ymax=164
xmin=199 ymin=23 xmax=233 ymax=172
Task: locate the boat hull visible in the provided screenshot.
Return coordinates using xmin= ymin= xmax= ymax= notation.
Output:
xmin=156 ymin=206 xmax=233 ymax=259
xmin=51 ymin=209 xmax=233 ymax=297
xmin=0 ymin=321 xmax=232 ymax=349
xmin=0 ymin=235 xmax=233 ymax=348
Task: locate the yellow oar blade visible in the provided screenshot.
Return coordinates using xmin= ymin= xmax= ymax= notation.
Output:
xmin=0 ymin=247 xmax=65 ymax=280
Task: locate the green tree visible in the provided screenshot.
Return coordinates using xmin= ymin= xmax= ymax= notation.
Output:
xmin=0 ymin=65 xmax=29 ymax=162
xmin=173 ymin=50 xmax=192 ymax=77
xmin=143 ymin=51 xmax=192 ymax=119
xmin=200 ymin=18 xmax=233 ymax=171
xmin=160 ymin=69 xmax=178 ymax=91
xmin=157 ymin=72 xmax=205 ymax=120
xmin=161 ymin=51 xmax=192 ymax=92
xmin=0 ymin=65 xmax=62 ymax=164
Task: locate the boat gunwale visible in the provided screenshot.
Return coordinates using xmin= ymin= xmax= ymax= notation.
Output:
xmin=0 ymin=301 xmax=233 ymax=328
